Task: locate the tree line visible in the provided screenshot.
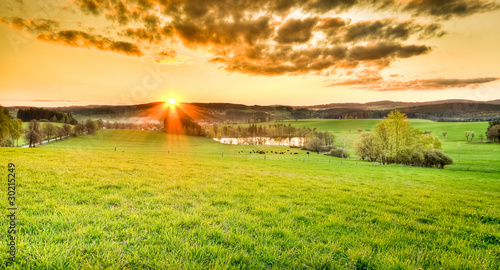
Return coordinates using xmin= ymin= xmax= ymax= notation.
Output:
xmin=24 ymin=119 xmax=99 ymax=148
xmin=17 ymin=108 xmax=78 ymax=125
xmin=205 ymin=123 xmax=335 ymax=146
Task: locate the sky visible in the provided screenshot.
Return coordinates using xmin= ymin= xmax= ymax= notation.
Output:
xmin=0 ymin=0 xmax=499 ymax=107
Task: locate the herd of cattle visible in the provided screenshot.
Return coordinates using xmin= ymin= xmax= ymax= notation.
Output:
xmin=238 ymin=150 xmax=308 ymax=155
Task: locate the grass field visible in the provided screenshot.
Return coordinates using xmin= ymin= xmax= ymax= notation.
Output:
xmin=1 ymin=120 xmax=499 ymax=269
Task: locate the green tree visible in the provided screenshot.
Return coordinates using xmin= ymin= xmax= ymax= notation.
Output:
xmin=357 ymin=110 xmax=452 ymax=168
xmin=486 ymin=125 xmax=500 ymax=142
xmin=10 ymin=119 xmax=24 ymax=147
xmin=75 ymin=123 xmax=85 ymax=135
xmin=374 ymin=110 xmax=412 ymax=164
xmin=354 ymin=132 xmax=382 ymax=162
xmin=0 ymin=109 xmax=12 ymax=146
xmin=85 ymin=119 xmax=98 ymax=134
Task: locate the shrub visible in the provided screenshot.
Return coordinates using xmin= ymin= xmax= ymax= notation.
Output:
xmin=304 ymin=136 xmax=322 ymax=152
xmin=424 ymin=149 xmax=453 ymax=169
xmin=486 ymin=124 xmax=500 ymax=142
xmin=328 ymin=147 xmax=349 ymax=158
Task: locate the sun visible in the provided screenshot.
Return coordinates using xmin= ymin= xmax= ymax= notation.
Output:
xmin=168 ymin=98 xmax=176 ymax=104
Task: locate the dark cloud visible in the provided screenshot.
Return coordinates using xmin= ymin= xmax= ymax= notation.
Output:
xmin=37 ymin=30 xmax=142 ymax=56
xmin=328 ymin=76 xmax=383 ymax=87
xmin=402 ymin=0 xmax=499 ymax=18
xmin=76 ymin=0 xmax=101 ymax=16
xmin=3 ymin=0 xmax=497 ymax=80
xmin=172 ymin=15 xmax=273 ymax=46
xmin=275 ymin=17 xmax=319 ymax=44
xmin=306 ymin=0 xmax=361 ymax=13
xmin=209 ymin=42 xmax=428 ymax=76
xmin=349 ymin=42 xmax=431 ymax=61
xmin=210 ymin=45 xmax=351 ymax=75
xmin=123 ymin=27 xmax=160 ymax=43
xmin=329 ymin=77 xmax=499 ymax=91
xmin=2 ymin=17 xmax=59 ymax=33
xmin=342 ymin=19 xmax=446 ymax=43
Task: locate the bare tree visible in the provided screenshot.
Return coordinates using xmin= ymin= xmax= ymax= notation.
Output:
xmin=57 ymin=127 xmax=65 ymax=140
xmin=464 ymin=131 xmax=471 ymax=142
xmin=42 ymin=123 xmax=56 ymax=142
xmin=24 ymin=120 xmax=42 ymax=148
xmin=62 ymin=124 xmax=72 ymax=138
xmin=305 ymin=136 xmax=323 ymax=153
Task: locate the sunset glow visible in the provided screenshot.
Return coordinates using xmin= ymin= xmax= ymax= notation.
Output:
xmin=0 ymin=1 xmax=499 ymax=106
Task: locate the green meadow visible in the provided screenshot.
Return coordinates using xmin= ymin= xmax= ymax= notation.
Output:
xmin=1 ymin=120 xmax=499 ymax=269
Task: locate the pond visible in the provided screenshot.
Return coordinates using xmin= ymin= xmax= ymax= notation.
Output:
xmin=213 ymin=137 xmax=305 ymax=147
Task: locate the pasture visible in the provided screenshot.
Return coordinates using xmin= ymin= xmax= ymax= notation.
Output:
xmin=0 ymin=120 xmax=499 ymax=269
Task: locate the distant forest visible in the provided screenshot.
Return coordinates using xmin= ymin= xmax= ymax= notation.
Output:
xmin=291 ymin=103 xmax=500 ymax=122
xmin=17 ymin=108 xmax=78 ymax=125
xmin=11 ymin=100 xmax=500 ymax=124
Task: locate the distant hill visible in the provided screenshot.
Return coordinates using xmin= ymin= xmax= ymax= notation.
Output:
xmin=295 ymin=99 xmax=500 ymax=110
xmin=6 ymin=99 xmax=500 ymax=123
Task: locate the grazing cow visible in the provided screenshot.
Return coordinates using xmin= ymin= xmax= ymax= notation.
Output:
xmin=294 ymin=152 xmax=298 ymax=155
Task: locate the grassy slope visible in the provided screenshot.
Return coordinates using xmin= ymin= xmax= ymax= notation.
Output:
xmin=227 ymin=119 xmax=496 ymax=172
xmin=1 ymin=129 xmax=499 ymax=269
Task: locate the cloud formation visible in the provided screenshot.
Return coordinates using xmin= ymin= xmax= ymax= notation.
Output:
xmin=330 ymin=77 xmax=499 ymax=91
xmin=2 ymin=17 xmax=59 ymax=33
xmin=2 ymin=0 xmax=498 ymax=88
xmin=37 ymin=30 xmax=142 ymax=56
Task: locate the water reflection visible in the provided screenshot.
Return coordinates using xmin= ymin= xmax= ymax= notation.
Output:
xmin=214 ymin=137 xmax=305 ymax=147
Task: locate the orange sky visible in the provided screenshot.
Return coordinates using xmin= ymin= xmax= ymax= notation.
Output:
xmin=0 ymin=0 xmax=499 ymax=107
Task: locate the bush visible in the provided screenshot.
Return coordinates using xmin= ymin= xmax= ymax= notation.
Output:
xmin=327 ymin=147 xmax=349 ymax=158
xmin=486 ymin=124 xmax=500 ymax=142
xmin=424 ymin=149 xmax=453 ymax=169
xmin=304 ymin=136 xmax=322 ymax=152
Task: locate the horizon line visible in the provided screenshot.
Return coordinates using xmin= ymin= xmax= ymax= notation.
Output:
xmin=2 ymin=98 xmax=500 ymax=109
